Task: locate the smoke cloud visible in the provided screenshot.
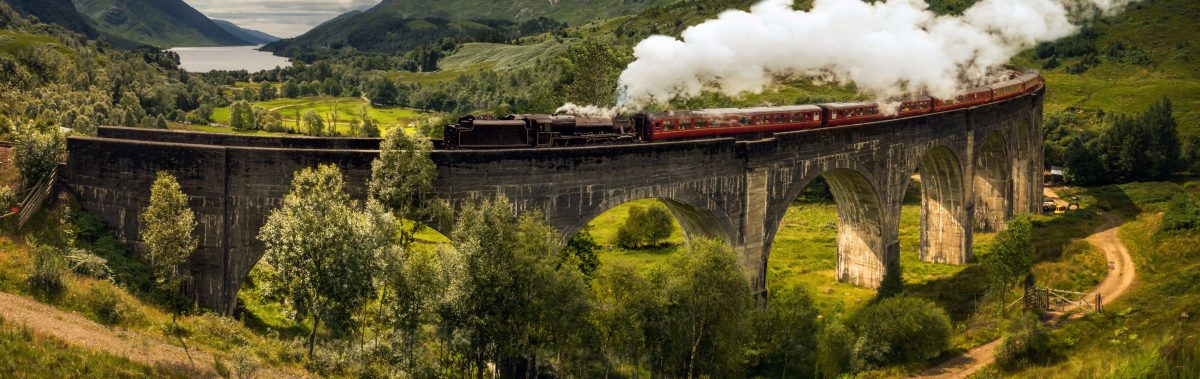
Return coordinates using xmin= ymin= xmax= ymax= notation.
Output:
xmin=616 ymin=0 xmax=1135 ymax=110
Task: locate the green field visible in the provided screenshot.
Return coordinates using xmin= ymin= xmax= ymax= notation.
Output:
xmin=976 ymin=179 xmax=1200 ymax=378
xmin=589 ymin=183 xmax=1112 ymax=357
xmin=208 ymin=97 xmax=424 ymax=135
xmin=589 ymin=189 xmax=979 ymax=318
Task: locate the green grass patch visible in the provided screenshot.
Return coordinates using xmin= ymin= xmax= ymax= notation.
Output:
xmin=0 ymin=316 xmax=187 ymax=378
xmin=207 ymin=96 xmax=424 ymax=136
xmin=1006 ymin=179 xmax=1200 ymax=377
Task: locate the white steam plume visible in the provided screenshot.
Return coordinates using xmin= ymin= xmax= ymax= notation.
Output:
xmin=616 ymin=0 xmax=1135 ymax=110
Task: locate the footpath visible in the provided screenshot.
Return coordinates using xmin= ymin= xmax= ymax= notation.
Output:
xmin=913 ymin=188 xmax=1135 ymax=379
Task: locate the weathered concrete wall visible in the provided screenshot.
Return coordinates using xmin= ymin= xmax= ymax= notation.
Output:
xmin=64 ymin=89 xmax=1043 ymax=312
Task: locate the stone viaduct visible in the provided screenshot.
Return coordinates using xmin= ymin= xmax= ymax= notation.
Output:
xmin=63 ymin=89 xmax=1043 ymax=314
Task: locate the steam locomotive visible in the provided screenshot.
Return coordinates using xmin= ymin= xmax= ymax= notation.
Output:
xmin=440 ymin=71 xmax=1043 ymax=149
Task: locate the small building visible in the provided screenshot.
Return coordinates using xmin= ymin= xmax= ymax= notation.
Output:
xmin=1044 ymin=166 xmax=1065 ymax=185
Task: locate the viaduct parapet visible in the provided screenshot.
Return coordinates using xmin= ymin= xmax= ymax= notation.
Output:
xmin=65 ymin=90 xmax=1044 ymax=313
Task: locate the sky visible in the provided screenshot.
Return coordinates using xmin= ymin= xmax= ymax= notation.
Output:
xmin=187 ymin=0 xmax=381 ymax=38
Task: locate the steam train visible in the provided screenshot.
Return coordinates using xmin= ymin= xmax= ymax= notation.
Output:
xmin=440 ymin=71 xmax=1044 ymax=149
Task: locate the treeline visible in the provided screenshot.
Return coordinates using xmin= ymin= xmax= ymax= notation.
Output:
xmin=262 ymin=16 xmax=568 ymax=63
xmin=0 ymin=2 xmax=224 ymax=134
xmin=1050 ymin=98 xmax=1182 ymax=185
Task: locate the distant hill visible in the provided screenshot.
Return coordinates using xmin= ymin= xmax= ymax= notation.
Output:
xmin=263 ymin=0 xmax=670 ymax=57
xmin=5 ymin=0 xmax=98 ymax=37
xmin=213 ymin=19 xmax=278 ymax=45
xmin=72 ymin=0 xmax=251 ymax=47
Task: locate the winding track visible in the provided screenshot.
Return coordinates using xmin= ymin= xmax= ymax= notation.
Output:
xmin=912 ymin=188 xmax=1136 ymax=379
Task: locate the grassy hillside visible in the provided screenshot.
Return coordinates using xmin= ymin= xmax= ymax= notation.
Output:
xmin=975 ymin=180 xmax=1200 ymax=377
xmin=1014 ymin=0 xmax=1200 ymax=135
xmin=263 ymin=0 xmax=671 ymax=57
xmin=212 ymin=19 xmax=278 ymax=45
xmin=4 ymin=0 xmax=97 ymax=38
xmin=73 ymin=0 xmax=250 ymax=47
xmin=365 ymin=0 xmax=671 ymax=25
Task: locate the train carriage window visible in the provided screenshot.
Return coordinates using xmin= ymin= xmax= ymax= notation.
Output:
xmin=740 ymin=117 xmax=752 ymax=126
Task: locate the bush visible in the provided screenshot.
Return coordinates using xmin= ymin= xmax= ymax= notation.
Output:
xmin=27 ymin=240 xmax=67 ymax=298
xmin=995 ymin=312 xmax=1055 ymax=371
xmin=815 ymin=318 xmax=853 ymax=379
xmin=615 ymin=204 xmax=675 ymax=249
xmin=65 ymin=248 xmax=113 ymax=280
xmin=88 ymin=286 xmax=128 ymax=326
xmin=12 ymin=124 xmax=65 ymax=187
xmin=1159 ymin=194 xmax=1200 ymax=233
xmin=850 ymin=297 xmax=951 ymax=370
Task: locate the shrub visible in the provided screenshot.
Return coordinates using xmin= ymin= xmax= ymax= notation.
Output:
xmin=27 ymin=240 xmax=67 ymax=298
xmin=65 ymin=248 xmax=113 ymax=280
xmin=850 ymin=296 xmax=951 ymax=370
xmin=88 ymin=286 xmax=128 ymax=326
xmin=12 ymin=124 xmax=65 ymax=187
xmin=615 ymin=204 xmax=675 ymax=249
xmin=815 ymin=319 xmax=853 ymax=379
xmin=1158 ymin=194 xmax=1200 ymax=233
xmin=995 ymin=312 xmax=1055 ymax=371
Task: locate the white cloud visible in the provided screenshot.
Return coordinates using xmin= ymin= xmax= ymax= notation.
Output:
xmin=186 ymin=0 xmax=380 ymax=38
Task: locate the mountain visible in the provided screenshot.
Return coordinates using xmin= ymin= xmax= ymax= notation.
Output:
xmin=213 ymin=19 xmax=278 ymax=45
xmin=4 ymin=0 xmax=98 ymax=38
xmin=363 ymin=0 xmax=672 ymax=26
xmin=264 ymin=0 xmax=670 ymax=57
xmin=72 ymin=0 xmax=250 ymax=47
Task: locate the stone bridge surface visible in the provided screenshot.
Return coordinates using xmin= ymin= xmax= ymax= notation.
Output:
xmin=64 ymin=90 xmax=1043 ymax=313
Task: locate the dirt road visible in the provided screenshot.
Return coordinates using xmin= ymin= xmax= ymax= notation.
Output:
xmin=0 ymin=291 xmax=301 ymax=378
xmin=913 ymin=190 xmax=1135 ymax=379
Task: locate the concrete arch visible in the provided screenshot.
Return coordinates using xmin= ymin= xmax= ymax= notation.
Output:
xmin=564 ymin=194 xmax=735 ymax=247
xmin=1011 ymin=117 xmax=1039 ymax=215
xmin=764 ymin=166 xmax=889 ymax=289
xmin=909 ymin=146 xmax=971 ymax=264
xmin=974 ymin=131 xmax=1012 ymax=232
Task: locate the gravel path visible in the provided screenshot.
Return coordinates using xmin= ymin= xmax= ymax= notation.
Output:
xmin=0 ymin=291 xmax=302 ymax=378
xmin=913 ymin=189 xmax=1135 ymax=379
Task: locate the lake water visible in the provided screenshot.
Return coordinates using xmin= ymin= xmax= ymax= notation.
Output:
xmin=169 ymin=45 xmax=292 ymax=72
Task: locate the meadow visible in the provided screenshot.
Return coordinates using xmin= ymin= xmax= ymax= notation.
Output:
xmin=207 ymin=96 xmax=424 ymax=136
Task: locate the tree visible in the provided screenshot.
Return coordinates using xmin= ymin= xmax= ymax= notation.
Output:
xmin=557 ymin=38 xmax=626 ymax=106
xmin=229 ymin=100 xmax=256 ymax=131
xmin=258 ymin=82 xmax=275 ymax=101
xmin=301 ymin=110 xmax=325 ymax=136
xmin=562 ymin=226 xmax=601 ymax=278
xmin=357 ymin=105 xmax=381 ymax=138
xmin=814 ymin=319 xmax=853 ymax=379
xmin=850 ymin=296 xmax=951 ymax=370
xmin=12 ymin=122 xmax=65 ymax=187
xmin=749 ymin=285 xmax=820 ymax=378
xmin=139 ymin=171 xmax=197 ymax=326
xmin=616 ymin=204 xmax=675 ymax=249
xmin=590 ymin=262 xmax=664 ymax=376
xmin=1183 ymin=135 xmax=1200 ymax=174
xmin=282 ymin=80 xmax=301 ymax=99
xmin=368 ymin=77 xmax=398 ymax=106
xmin=257 ymin=164 xmax=391 ymax=358
xmin=439 ymin=196 xmax=591 ymax=377
xmin=663 ymin=238 xmax=750 ymax=378
xmin=369 ymin=126 xmax=437 ymax=245
xmin=383 ymin=243 xmax=442 ymax=372
xmin=982 ymin=217 xmax=1035 ymax=304
xmin=875 ymin=256 xmax=903 ymax=300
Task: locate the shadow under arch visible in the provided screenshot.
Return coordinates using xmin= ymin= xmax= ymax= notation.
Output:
xmin=975 ymin=131 xmax=1012 ymax=232
xmin=563 ymin=195 xmax=736 ymax=249
xmin=1012 ymin=117 xmax=1039 ymax=215
xmin=764 ymin=167 xmax=889 ymax=290
xmin=906 ymin=146 xmax=971 ymax=264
